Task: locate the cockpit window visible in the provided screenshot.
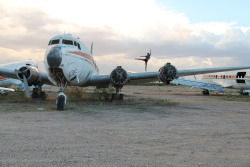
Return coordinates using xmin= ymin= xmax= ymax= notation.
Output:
xmin=77 ymin=43 xmax=81 ymax=50
xmin=62 ymin=39 xmax=73 ymax=45
xmin=74 ymin=41 xmax=78 ymax=46
xmin=50 ymin=39 xmax=60 ymax=45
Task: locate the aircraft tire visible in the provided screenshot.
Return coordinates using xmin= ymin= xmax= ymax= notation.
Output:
xmin=240 ymin=92 xmax=249 ymax=96
xmin=111 ymin=93 xmax=123 ymax=101
xmin=57 ymin=95 xmax=65 ymax=110
xmin=202 ymin=89 xmax=210 ymax=96
xmin=40 ymin=92 xmax=47 ymax=100
xmin=32 ymin=92 xmax=39 ymax=98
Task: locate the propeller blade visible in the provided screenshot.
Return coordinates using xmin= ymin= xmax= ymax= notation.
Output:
xmin=15 ymin=69 xmax=21 ymax=75
xmin=15 ymin=69 xmax=31 ymax=98
xmin=23 ymin=75 xmax=31 ymax=98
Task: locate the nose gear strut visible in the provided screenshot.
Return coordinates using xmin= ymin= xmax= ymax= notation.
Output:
xmin=50 ymin=68 xmax=68 ymax=110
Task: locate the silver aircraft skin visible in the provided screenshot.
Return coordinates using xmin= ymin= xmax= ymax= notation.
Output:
xmin=1 ymin=34 xmax=250 ymax=110
xmin=0 ymin=60 xmax=36 ymax=94
xmin=0 ymin=77 xmax=19 ymax=94
xmin=201 ymin=70 xmax=250 ymax=95
xmin=173 ymin=69 xmax=250 ymax=95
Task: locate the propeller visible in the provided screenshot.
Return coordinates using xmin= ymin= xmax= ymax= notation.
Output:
xmin=15 ymin=68 xmax=31 ymax=98
xmin=110 ymin=66 xmax=128 ymax=86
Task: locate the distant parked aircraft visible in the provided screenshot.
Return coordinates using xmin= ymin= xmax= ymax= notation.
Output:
xmin=173 ymin=69 xmax=250 ymax=95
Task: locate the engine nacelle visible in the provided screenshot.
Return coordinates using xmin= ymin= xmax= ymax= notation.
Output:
xmin=158 ymin=63 xmax=179 ymax=84
xmin=17 ymin=65 xmax=40 ymax=86
xmin=110 ymin=66 xmax=129 ymax=88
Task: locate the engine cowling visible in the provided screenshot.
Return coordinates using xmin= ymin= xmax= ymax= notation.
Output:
xmin=16 ymin=65 xmax=40 ymax=86
xmin=158 ymin=63 xmax=179 ymax=84
xmin=110 ymin=66 xmax=129 ymax=88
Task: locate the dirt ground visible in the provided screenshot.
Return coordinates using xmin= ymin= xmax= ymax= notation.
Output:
xmin=0 ymin=85 xmax=250 ymax=167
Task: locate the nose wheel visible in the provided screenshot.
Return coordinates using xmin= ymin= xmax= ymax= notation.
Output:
xmin=50 ymin=68 xmax=68 ymax=110
xmin=56 ymin=91 xmax=67 ymax=110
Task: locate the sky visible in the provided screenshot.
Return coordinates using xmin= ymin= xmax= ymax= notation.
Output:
xmin=0 ymin=0 xmax=250 ymax=74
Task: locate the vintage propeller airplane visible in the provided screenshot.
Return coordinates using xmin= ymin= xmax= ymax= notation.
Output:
xmin=1 ymin=34 xmax=250 ymax=110
xmin=0 ymin=76 xmax=20 ymax=93
xmin=174 ymin=70 xmax=250 ymax=95
xmin=0 ymin=61 xmax=33 ymax=94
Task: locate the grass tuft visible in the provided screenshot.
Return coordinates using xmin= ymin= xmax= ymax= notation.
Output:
xmin=221 ymin=94 xmax=250 ymax=102
xmin=66 ymin=86 xmax=115 ymax=102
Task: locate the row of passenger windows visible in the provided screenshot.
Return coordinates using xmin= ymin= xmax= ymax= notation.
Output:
xmin=48 ymin=39 xmax=81 ymax=50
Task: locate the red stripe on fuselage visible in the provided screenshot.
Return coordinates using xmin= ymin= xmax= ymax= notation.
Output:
xmin=68 ymin=51 xmax=98 ymax=71
xmin=203 ymin=75 xmax=250 ymax=79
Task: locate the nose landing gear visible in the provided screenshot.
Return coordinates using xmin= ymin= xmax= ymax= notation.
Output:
xmin=56 ymin=79 xmax=68 ymax=110
xmin=50 ymin=68 xmax=68 ymax=110
xmin=56 ymin=90 xmax=67 ymax=110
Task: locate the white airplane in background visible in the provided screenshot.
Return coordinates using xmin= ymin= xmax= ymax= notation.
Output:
xmin=173 ymin=69 xmax=250 ymax=95
xmin=0 ymin=76 xmax=19 ymax=94
xmin=1 ymin=34 xmax=250 ymax=110
xmin=0 ymin=87 xmax=15 ymax=94
xmin=0 ymin=60 xmax=35 ymax=94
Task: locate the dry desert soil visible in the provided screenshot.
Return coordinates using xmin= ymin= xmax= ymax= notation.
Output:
xmin=0 ymin=85 xmax=250 ymax=167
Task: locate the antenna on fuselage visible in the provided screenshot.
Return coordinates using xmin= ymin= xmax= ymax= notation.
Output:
xmin=90 ymin=42 xmax=93 ymax=55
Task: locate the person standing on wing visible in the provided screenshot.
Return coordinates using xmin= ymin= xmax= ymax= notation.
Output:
xmin=135 ymin=49 xmax=151 ymax=72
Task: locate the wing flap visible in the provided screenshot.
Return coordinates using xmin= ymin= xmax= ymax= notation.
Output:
xmin=173 ymin=79 xmax=224 ymax=92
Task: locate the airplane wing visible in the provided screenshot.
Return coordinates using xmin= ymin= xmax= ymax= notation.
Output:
xmin=172 ymin=78 xmax=224 ymax=92
xmin=87 ymin=71 xmax=158 ymax=88
xmin=86 ymin=63 xmax=250 ymax=88
xmin=1 ymin=61 xmax=250 ymax=89
xmin=177 ymin=66 xmax=250 ymax=76
xmin=0 ymin=64 xmax=52 ymax=85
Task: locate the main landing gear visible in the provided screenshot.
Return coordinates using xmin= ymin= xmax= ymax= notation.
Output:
xmin=239 ymin=90 xmax=249 ymax=96
xmin=32 ymin=86 xmax=47 ymax=100
xmin=202 ymin=89 xmax=210 ymax=96
xmin=111 ymin=86 xmax=124 ymax=102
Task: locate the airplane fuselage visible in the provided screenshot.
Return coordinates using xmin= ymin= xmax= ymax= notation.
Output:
xmin=203 ymin=70 xmax=250 ymax=90
xmin=44 ymin=34 xmax=99 ymax=87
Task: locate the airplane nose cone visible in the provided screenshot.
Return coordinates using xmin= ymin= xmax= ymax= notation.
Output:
xmin=47 ymin=46 xmax=62 ymax=68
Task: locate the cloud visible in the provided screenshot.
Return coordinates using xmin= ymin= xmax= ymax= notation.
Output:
xmin=0 ymin=0 xmax=250 ymax=74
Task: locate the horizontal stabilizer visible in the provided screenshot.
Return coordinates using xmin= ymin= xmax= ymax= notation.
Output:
xmin=0 ymin=87 xmax=15 ymax=94
xmin=173 ymin=79 xmax=224 ymax=92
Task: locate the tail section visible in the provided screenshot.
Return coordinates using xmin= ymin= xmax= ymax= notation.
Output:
xmin=90 ymin=42 xmax=93 ymax=55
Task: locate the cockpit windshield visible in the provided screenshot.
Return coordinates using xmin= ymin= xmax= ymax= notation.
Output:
xmin=50 ymin=39 xmax=60 ymax=45
xmin=62 ymin=39 xmax=73 ymax=45
xmin=48 ymin=36 xmax=81 ymax=50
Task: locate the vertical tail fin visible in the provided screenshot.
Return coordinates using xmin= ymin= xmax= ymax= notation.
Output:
xmin=90 ymin=42 xmax=93 ymax=55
